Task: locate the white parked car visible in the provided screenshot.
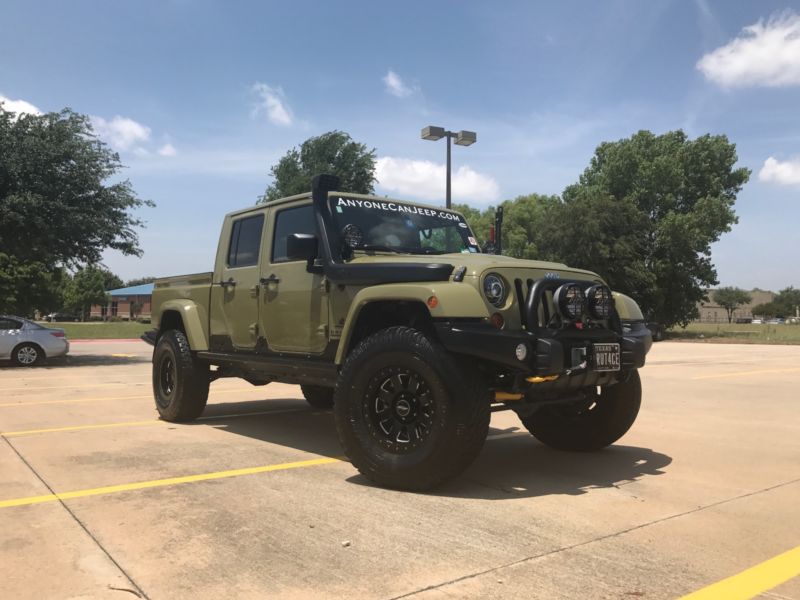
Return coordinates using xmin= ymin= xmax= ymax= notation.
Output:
xmin=0 ymin=315 xmax=70 ymax=366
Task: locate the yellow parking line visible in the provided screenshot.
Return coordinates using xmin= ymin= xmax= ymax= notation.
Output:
xmin=1 ymin=420 xmax=161 ymax=437
xmin=2 ymin=382 xmax=148 ymax=392
xmin=0 ymin=388 xmax=285 ymax=408
xmin=680 ymin=545 xmax=800 ymax=600
xmin=692 ymin=367 xmax=800 ymax=380
xmin=0 ymin=456 xmax=343 ymax=509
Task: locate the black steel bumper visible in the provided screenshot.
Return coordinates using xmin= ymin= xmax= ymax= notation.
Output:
xmin=433 ymin=320 xmax=650 ymax=375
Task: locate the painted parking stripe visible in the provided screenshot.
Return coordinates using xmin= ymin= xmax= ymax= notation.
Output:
xmin=0 ymin=456 xmax=343 ymax=509
xmin=0 ymin=388 xmax=293 ymax=408
xmin=680 ymin=545 xmax=800 ymax=600
xmin=0 ymin=407 xmax=310 ymax=437
xmin=692 ymin=367 xmax=800 ymax=380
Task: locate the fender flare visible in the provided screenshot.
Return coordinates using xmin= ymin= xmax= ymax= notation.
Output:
xmin=335 ymin=282 xmax=489 ymax=364
xmin=157 ymin=300 xmax=209 ymax=351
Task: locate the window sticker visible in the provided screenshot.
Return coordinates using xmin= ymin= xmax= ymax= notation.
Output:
xmin=335 ymin=197 xmax=462 ymax=221
xmin=468 ymin=236 xmax=478 ymax=246
xmin=458 ymin=222 xmax=468 ymax=228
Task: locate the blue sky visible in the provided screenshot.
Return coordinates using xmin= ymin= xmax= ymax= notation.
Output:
xmin=2 ymin=1 xmax=798 ymax=290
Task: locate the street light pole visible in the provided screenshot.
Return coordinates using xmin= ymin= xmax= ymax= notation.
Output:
xmin=421 ymin=126 xmax=476 ymax=209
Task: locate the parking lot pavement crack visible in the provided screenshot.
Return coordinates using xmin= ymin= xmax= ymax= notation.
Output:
xmin=1 ymin=435 xmax=150 ymax=600
xmin=389 ymin=476 xmax=800 ymax=599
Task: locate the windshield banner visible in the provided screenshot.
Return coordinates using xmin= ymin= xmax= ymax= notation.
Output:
xmin=334 ymin=197 xmax=463 ymax=222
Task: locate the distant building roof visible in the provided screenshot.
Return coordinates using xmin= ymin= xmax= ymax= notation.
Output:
xmin=108 ymin=283 xmax=154 ymax=296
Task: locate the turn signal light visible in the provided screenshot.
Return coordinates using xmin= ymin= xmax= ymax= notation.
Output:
xmin=427 ymin=296 xmax=439 ymax=309
xmin=490 ymin=312 xmax=504 ymax=329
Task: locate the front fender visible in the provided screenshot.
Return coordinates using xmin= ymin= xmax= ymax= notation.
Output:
xmin=157 ymin=299 xmax=209 ymax=351
xmin=335 ymin=282 xmax=490 ymax=364
xmin=613 ymin=292 xmax=645 ymax=321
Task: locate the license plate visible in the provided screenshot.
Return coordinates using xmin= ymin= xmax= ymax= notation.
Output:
xmin=593 ymin=343 xmax=621 ymax=372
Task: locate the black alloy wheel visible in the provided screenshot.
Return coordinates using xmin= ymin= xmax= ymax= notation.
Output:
xmin=365 ymin=367 xmax=435 ymax=452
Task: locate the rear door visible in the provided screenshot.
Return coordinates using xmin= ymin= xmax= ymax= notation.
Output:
xmin=0 ymin=317 xmax=23 ymax=359
xmin=210 ymin=211 xmax=266 ymax=349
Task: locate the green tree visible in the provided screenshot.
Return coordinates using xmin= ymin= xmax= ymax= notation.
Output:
xmin=261 ymin=131 xmax=376 ymax=202
xmin=0 ymin=105 xmax=152 ymax=314
xmin=539 ymin=130 xmax=750 ymax=328
xmin=713 ymin=287 xmax=752 ymax=323
xmin=753 ymin=287 xmax=800 ymax=318
xmin=63 ymin=265 xmax=122 ymax=319
xmin=124 ymin=276 xmax=156 ymax=287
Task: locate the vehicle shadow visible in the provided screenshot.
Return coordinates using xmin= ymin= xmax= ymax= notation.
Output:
xmin=198 ymin=397 xmax=672 ymax=500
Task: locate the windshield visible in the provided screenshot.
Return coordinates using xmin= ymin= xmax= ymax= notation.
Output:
xmin=329 ymin=196 xmax=480 ymax=258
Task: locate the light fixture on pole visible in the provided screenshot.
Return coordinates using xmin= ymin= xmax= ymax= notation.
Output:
xmin=421 ymin=126 xmax=477 ymax=209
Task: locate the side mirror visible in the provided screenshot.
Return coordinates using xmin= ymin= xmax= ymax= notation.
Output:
xmin=286 ymin=233 xmax=318 ymax=262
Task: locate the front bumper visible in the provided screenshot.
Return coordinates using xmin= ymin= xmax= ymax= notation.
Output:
xmin=433 ymin=320 xmax=650 ymax=376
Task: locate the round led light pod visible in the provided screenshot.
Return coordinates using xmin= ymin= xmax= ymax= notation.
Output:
xmin=586 ymin=284 xmax=614 ymax=319
xmin=554 ymin=283 xmax=586 ymax=321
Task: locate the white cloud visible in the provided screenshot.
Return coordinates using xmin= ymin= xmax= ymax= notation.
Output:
xmin=759 ymin=156 xmax=800 ymax=186
xmin=157 ymin=143 xmax=177 ymax=157
xmin=91 ymin=115 xmax=151 ymax=151
xmin=382 ymin=70 xmax=417 ymax=98
xmin=0 ymin=93 xmax=42 ymax=117
xmin=697 ymin=11 xmax=800 ymax=88
xmin=376 ymin=156 xmax=500 ymax=204
xmin=252 ymin=82 xmax=293 ymax=126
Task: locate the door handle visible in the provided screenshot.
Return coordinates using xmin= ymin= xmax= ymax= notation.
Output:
xmin=260 ymin=274 xmax=280 ymax=285
xmin=217 ymin=277 xmax=237 ymax=288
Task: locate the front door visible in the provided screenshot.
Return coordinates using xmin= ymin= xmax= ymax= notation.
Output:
xmin=212 ymin=211 xmax=265 ymax=349
xmin=259 ymin=203 xmax=329 ymax=354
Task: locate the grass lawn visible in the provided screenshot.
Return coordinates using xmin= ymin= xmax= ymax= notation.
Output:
xmin=668 ymin=322 xmax=800 ymax=345
xmin=40 ymin=321 xmax=151 ymax=340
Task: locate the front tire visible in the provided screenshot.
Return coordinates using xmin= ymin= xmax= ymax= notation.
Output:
xmin=301 ymin=385 xmax=334 ymax=409
xmin=12 ymin=343 xmax=44 ymax=367
xmin=152 ymin=329 xmax=209 ymax=422
xmin=334 ymin=326 xmax=490 ymax=490
xmin=520 ymin=370 xmax=641 ymax=451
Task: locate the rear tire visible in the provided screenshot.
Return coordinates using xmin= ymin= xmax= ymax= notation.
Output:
xmin=152 ymin=329 xmax=209 ymax=422
xmin=520 ymin=371 xmax=641 ymax=452
xmin=301 ymin=385 xmax=334 ymax=409
xmin=334 ymin=326 xmax=490 ymax=490
xmin=12 ymin=343 xmax=44 ymax=367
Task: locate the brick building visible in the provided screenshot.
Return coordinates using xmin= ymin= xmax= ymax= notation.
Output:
xmin=90 ymin=283 xmax=154 ymax=320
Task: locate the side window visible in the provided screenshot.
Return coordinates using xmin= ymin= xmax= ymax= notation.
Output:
xmin=0 ymin=318 xmax=22 ymax=331
xmin=227 ymin=214 xmax=265 ymax=268
xmin=271 ymin=205 xmax=315 ymax=263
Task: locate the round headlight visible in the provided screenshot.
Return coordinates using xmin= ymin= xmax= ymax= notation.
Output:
xmin=586 ymin=284 xmax=613 ymax=319
xmin=554 ymin=283 xmax=586 ymax=320
xmin=483 ymin=273 xmax=507 ymax=307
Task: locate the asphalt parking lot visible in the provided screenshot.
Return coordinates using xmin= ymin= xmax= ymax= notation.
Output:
xmin=1 ymin=340 xmax=798 ymax=600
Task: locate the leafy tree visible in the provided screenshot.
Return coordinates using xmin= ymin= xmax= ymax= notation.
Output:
xmin=0 ymin=105 xmax=152 ymax=314
xmin=63 ymin=265 xmax=122 ymax=319
xmin=261 ymin=131 xmax=376 ymax=202
xmin=125 ymin=276 xmax=156 ymax=287
xmin=713 ymin=287 xmax=752 ymax=323
xmin=752 ymin=287 xmax=800 ymax=318
xmin=539 ymin=130 xmax=750 ymax=328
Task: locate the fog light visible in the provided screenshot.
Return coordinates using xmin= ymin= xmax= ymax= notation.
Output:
xmin=515 ymin=343 xmax=528 ymax=361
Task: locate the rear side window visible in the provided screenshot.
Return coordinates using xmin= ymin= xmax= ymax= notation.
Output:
xmin=272 ymin=205 xmax=315 ymax=263
xmin=0 ymin=318 xmax=22 ymax=331
xmin=227 ymin=214 xmax=265 ymax=267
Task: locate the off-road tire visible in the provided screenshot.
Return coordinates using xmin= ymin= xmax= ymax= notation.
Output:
xmin=301 ymin=385 xmax=334 ymax=409
xmin=520 ymin=370 xmax=641 ymax=451
xmin=152 ymin=329 xmax=209 ymax=422
xmin=12 ymin=342 xmax=44 ymax=367
xmin=334 ymin=326 xmax=490 ymax=490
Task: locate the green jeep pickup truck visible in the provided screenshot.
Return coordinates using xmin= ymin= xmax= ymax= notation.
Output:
xmin=144 ymin=174 xmax=651 ymax=490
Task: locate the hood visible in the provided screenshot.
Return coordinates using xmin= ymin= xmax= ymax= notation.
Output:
xmin=347 ymin=252 xmax=601 ymax=281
